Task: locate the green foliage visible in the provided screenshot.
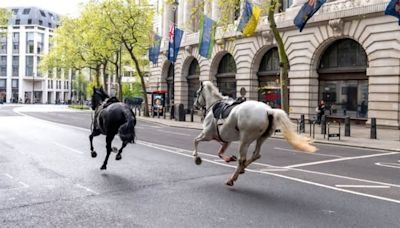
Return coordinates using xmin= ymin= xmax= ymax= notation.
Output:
xmin=0 ymin=8 xmax=10 ymax=27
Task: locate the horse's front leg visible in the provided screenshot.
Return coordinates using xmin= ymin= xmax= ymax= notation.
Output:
xmin=89 ymin=130 xmax=101 ymax=158
xmin=217 ymin=142 xmax=236 ymax=163
xmin=115 ymin=141 xmax=128 ymax=161
xmin=100 ymin=134 xmax=115 ymax=170
xmin=193 ymin=131 xmax=212 ymax=165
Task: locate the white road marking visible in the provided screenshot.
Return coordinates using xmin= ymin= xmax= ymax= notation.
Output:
xmin=157 ymin=129 xmax=190 ymax=136
xmin=274 ymin=147 xmax=342 ymax=158
xmin=284 ymin=152 xmax=399 ymax=169
xmin=335 ymin=185 xmax=390 ymax=189
xmin=139 ymin=141 xmax=400 ymax=205
xmin=375 ymin=162 xmax=400 ymax=169
xmin=3 ymin=173 xmax=14 ymax=179
xmin=18 ymin=181 xmax=29 ymax=188
xmin=259 ymin=168 xmax=289 ymax=172
xmin=53 ymin=142 xmax=84 ymax=154
xmin=75 ymin=184 xmax=99 ymax=195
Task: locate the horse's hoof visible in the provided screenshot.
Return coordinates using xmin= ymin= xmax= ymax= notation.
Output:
xmin=230 ymin=156 xmax=237 ymax=162
xmin=194 ymin=156 xmax=202 ymax=165
xmin=91 ymin=151 xmax=97 ymax=158
xmin=116 ymin=154 xmax=122 ymax=160
xmin=240 ymin=169 xmax=245 ymax=174
xmin=112 ymin=147 xmax=118 ymax=153
xmin=100 ymin=165 xmax=107 ymax=170
xmin=226 ymin=180 xmax=234 ymax=186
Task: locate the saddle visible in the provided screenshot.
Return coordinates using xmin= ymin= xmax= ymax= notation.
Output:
xmin=212 ymin=97 xmax=246 ymax=120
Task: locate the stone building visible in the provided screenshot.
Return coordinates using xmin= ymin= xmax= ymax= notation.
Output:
xmin=149 ymin=0 xmax=400 ymax=127
xmin=0 ymin=7 xmax=73 ymax=104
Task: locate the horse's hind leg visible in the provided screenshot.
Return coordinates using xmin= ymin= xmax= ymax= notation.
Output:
xmin=241 ymin=136 xmax=267 ymax=173
xmin=89 ymin=130 xmax=101 ymax=158
xmin=100 ymin=134 xmax=115 ymax=170
xmin=115 ymin=141 xmax=128 ymax=160
xmin=226 ymin=141 xmax=251 ymax=186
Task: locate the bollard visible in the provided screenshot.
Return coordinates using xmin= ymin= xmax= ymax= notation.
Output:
xmin=321 ymin=115 xmax=326 ymax=135
xmin=157 ymin=108 xmax=160 ymax=118
xmin=190 ymin=108 xmax=194 ymax=122
xmin=345 ymin=116 xmax=351 ymax=136
xmin=151 ymin=107 xmax=154 ymax=118
xmin=177 ymin=104 xmax=186 ymax=121
xmin=300 ymin=114 xmax=305 ymax=133
xmin=138 ymin=106 xmax=141 ymax=116
xmin=163 ymin=107 xmax=166 ymax=119
xmin=370 ymin=118 xmax=377 ymax=139
xmin=170 ymin=105 xmax=175 ymax=120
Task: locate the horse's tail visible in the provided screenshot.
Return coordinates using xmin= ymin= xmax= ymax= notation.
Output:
xmin=271 ymin=109 xmax=317 ymax=153
xmin=118 ymin=107 xmax=136 ymax=143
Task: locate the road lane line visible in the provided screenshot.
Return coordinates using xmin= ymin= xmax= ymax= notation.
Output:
xmin=375 ymin=162 xmax=400 ymax=169
xmin=75 ymin=184 xmax=99 ymax=195
xmin=335 ymin=185 xmax=391 ymax=189
xmin=274 ymin=147 xmax=343 ymax=158
xmin=18 ymin=181 xmax=29 ymax=188
xmin=139 ymin=141 xmax=400 ymax=205
xmin=3 ymin=173 xmax=14 ymax=179
xmin=157 ymin=129 xmax=191 ymax=136
xmin=53 ymin=142 xmax=84 ymax=154
xmin=284 ymin=152 xmax=399 ymax=169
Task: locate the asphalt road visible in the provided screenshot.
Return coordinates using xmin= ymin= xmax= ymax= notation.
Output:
xmin=1 ymin=105 xmax=400 ymax=227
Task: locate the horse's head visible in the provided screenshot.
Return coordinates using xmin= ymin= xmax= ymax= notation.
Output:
xmin=91 ymin=86 xmax=109 ymax=110
xmin=193 ymin=81 xmax=206 ymax=110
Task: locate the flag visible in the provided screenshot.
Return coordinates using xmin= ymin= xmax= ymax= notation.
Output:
xmin=167 ymin=24 xmax=184 ymax=63
xmin=294 ymin=0 xmax=326 ymax=32
xmin=385 ymin=0 xmax=400 ymax=25
xmin=199 ymin=15 xmax=216 ymax=59
xmin=149 ymin=34 xmax=161 ymax=64
xmin=237 ymin=0 xmax=261 ymax=37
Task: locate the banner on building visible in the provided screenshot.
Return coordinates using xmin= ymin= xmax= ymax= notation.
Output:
xmin=199 ymin=15 xmax=216 ymax=59
xmin=167 ymin=24 xmax=184 ymax=63
xmin=385 ymin=0 xmax=400 ymax=25
xmin=149 ymin=34 xmax=161 ymax=64
xmin=237 ymin=0 xmax=261 ymax=37
xmin=294 ymin=0 xmax=326 ymax=32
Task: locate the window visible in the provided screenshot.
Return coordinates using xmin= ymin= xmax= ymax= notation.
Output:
xmin=0 ymin=56 xmax=6 ymax=76
xmin=27 ymin=19 xmax=32 ymax=24
xmin=40 ymin=10 xmax=46 ymax=17
xmin=0 ymin=79 xmax=6 ymax=88
xmin=48 ymin=23 xmax=52 ymax=28
xmin=12 ymin=56 xmax=19 ymax=76
xmin=258 ymin=48 xmax=281 ymax=108
xmin=217 ymin=54 xmax=237 ymax=98
xmin=187 ymin=59 xmax=200 ymax=110
xmin=39 ymin=20 xmax=43 ymax=26
xmin=37 ymin=33 xmax=44 ymax=54
xmin=0 ymin=34 xmax=6 ymax=54
xmin=25 ymin=56 xmax=34 ymax=76
xmin=12 ymin=79 xmax=18 ymax=88
xmin=26 ymin=32 xmax=34 ymax=54
xmin=23 ymin=8 xmax=31 ymax=14
xmin=12 ymin=32 xmax=19 ymax=54
xmin=37 ymin=57 xmax=41 ymax=77
xmin=12 ymin=9 xmax=19 ymax=15
xmin=15 ymin=19 xmax=20 ymax=25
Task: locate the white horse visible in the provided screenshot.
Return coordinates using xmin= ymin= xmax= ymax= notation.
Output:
xmin=192 ymin=81 xmax=317 ymax=186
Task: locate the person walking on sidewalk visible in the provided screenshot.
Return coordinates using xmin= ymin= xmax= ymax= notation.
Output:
xmin=316 ymin=100 xmax=326 ymax=124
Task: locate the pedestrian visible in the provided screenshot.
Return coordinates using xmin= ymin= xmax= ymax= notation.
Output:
xmin=316 ymin=100 xmax=325 ymax=124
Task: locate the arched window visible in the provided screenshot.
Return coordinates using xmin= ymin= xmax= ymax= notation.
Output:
xmin=318 ymin=39 xmax=368 ymax=119
xmin=258 ymin=47 xmax=281 ymax=108
xmin=187 ymin=59 xmax=200 ymax=110
xmin=216 ymin=54 xmax=237 ymax=98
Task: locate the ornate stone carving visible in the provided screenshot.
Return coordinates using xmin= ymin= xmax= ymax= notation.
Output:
xmin=261 ymin=30 xmax=273 ymax=42
xmin=185 ymin=45 xmax=192 ymax=55
xmin=329 ymin=18 xmax=344 ymax=33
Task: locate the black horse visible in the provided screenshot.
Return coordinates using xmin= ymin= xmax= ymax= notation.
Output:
xmin=90 ymin=87 xmax=136 ymax=170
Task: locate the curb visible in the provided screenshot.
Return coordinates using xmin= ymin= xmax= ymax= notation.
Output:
xmin=136 ymin=116 xmax=400 ymax=153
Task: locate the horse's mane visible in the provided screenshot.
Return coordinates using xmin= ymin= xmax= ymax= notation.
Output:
xmin=203 ymin=81 xmax=224 ymax=99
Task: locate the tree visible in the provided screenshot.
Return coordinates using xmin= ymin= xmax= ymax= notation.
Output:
xmin=101 ymin=0 xmax=154 ymax=117
xmin=0 ymin=8 xmax=10 ymax=27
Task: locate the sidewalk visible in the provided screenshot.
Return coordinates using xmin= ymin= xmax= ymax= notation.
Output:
xmin=137 ymin=112 xmax=400 ymax=152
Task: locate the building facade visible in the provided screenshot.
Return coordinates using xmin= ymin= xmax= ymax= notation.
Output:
xmin=149 ymin=0 xmax=400 ymax=127
xmin=0 ymin=7 xmax=72 ymax=104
